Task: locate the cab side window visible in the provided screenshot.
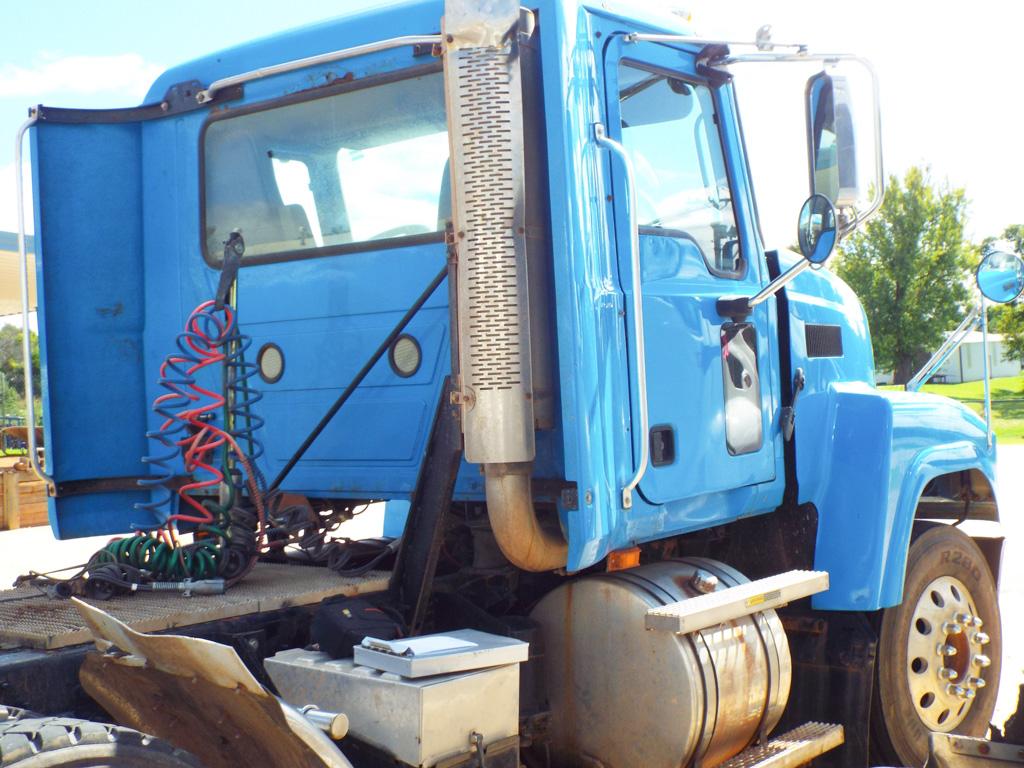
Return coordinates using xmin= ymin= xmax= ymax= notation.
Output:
xmin=203 ymin=70 xmax=448 ymax=265
xmin=618 ymin=62 xmax=744 ymax=278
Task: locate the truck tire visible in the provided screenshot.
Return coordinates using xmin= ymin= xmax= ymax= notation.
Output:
xmin=873 ymin=525 xmax=1002 ymax=767
xmin=0 ymin=706 xmax=201 ymax=768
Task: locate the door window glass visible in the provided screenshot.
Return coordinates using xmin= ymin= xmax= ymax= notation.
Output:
xmin=618 ymin=62 xmax=743 ymax=278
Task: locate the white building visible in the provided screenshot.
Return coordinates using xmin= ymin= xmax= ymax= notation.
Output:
xmin=934 ymin=331 xmax=1020 ymax=383
xmin=874 ymin=331 xmax=1021 ymax=385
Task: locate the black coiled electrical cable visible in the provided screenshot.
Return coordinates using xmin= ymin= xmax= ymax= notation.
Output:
xmin=223 ymin=321 xmax=267 ymax=497
xmin=222 ymin=503 xmax=260 ymax=583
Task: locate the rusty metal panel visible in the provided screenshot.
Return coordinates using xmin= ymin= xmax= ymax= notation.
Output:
xmin=75 ymin=599 xmax=351 ymax=768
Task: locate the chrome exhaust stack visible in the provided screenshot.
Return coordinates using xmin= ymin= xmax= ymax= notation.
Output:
xmin=442 ymin=0 xmax=566 ymax=571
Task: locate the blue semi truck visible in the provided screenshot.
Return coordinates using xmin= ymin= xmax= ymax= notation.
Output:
xmin=3 ymin=1 xmax=1021 ymax=767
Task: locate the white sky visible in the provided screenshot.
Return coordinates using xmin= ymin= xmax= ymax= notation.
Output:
xmin=689 ymin=0 xmax=1024 ymax=246
xmin=0 ymin=1 xmax=1021 ymax=250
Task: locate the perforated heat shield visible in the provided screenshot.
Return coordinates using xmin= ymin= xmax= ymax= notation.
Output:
xmin=443 ymin=0 xmax=535 ymax=464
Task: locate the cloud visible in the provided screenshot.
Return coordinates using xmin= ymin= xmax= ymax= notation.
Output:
xmin=0 ymin=54 xmax=163 ymax=102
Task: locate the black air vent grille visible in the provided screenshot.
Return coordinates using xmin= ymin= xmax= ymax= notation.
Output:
xmin=805 ymin=324 xmax=843 ymax=358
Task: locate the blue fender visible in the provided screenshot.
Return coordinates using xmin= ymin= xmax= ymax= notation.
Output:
xmin=798 ymin=382 xmax=997 ymax=610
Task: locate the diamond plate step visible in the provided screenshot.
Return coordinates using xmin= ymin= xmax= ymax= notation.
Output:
xmin=645 ymin=569 xmax=829 ymax=633
xmin=718 ymin=722 xmax=844 ymax=768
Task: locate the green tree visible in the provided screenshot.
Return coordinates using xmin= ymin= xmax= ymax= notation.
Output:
xmin=0 ymin=324 xmax=41 ymax=400
xmin=1001 ymin=224 xmax=1024 ymax=254
xmin=835 ymin=167 xmax=972 ymax=384
xmin=988 ymin=224 xmax=1024 ymax=365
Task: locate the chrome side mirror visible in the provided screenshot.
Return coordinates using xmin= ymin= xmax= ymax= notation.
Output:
xmin=797 ymin=194 xmax=837 ymax=265
xmin=806 ymin=70 xmax=859 ymax=208
xmin=976 ymin=250 xmax=1024 ymax=304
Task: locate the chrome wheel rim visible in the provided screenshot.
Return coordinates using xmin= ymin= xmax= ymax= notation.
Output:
xmin=906 ymin=575 xmax=991 ymax=731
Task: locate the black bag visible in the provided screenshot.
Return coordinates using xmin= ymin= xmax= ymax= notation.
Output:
xmin=311 ymin=596 xmax=405 ymax=659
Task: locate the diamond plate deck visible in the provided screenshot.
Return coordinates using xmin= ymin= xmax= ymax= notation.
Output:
xmin=0 ymin=563 xmax=389 ymax=650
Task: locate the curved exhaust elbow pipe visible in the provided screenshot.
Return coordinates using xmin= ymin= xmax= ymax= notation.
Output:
xmin=484 ymin=463 xmax=568 ymax=572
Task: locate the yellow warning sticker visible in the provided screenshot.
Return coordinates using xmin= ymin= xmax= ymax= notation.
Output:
xmin=745 ymin=589 xmax=781 ymax=608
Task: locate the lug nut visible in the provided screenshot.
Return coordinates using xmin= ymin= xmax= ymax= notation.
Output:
xmin=973 ymin=654 xmax=992 ymax=668
xmin=967 ymin=676 xmax=986 ymax=689
xmin=947 ymin=684 xmax=967 ymax=698
xmin=937 ymin=643 xmax=958 ymax=656
xmin=938 ymin=667 xmax=958 ymax=681
xmin=972 ymin=632 xmax=990 ymax=645
xmin=963 ymin=687 xmax=977 ymax=700
xmin=942 ymin=622 xmax=963 ymax=635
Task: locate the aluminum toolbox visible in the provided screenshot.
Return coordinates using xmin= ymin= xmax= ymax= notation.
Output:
xmin=266 ymin=649 xmax=520 ymax=767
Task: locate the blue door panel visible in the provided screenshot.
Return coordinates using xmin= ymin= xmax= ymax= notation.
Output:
xmin=637 ymin=235 xmax=775 ymax=503
xmin=601 ymin=37 xmax=777 ymax=512
xmin=32 ymin=121 xmax=150 ymax=538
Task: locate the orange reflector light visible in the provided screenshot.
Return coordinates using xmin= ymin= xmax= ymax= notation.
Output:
xmin=606 ymin=547 xmax=641 ymax=572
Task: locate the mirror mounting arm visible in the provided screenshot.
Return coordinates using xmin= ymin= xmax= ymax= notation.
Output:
xmin=717 ymin=194 xmax=836 ymax=321
xmin=717 ymin=259 xmax=813 ymax=321
xmin=716 ymin=296 xmax=752 ymax=322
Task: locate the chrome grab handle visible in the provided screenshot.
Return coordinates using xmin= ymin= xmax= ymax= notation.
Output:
xmin=197 ymin=35 xmax=443 ymax=104
xmin=14 ymin=111 xmax=53 ymax=489
xmin=594 ymin=122 xmax=649 ymax=509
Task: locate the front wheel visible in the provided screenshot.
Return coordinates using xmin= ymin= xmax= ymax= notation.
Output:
xmin=0 ymin=706 xmax=201 ymax=767
xmin=873 ymin=525 xmax=1002 ymax=766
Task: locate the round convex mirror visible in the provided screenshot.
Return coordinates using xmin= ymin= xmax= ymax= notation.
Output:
xmin=976 ymin=250 xmax=1024 ymax=304
xmin=797 ymin=194 xmax=838 ymax=265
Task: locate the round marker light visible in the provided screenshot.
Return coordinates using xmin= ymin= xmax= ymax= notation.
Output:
xmin=257 ymin=343 xmax=285 ymax=384
xmin=390 ymin=335 xmax=422 ymax=378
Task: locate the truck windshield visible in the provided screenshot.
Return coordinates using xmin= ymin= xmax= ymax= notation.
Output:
xmin=618 ymin=62 xmax=743 ymax=278
xmin=202 ymin=69 xmax=449 ymax=264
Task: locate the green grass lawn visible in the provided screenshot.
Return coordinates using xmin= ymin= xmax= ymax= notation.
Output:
xmin=880 ymin=373 xmax=1024 ymax=444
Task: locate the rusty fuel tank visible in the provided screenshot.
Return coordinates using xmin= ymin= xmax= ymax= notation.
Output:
xmin=530 ymin=558 xmax=792 ymax=768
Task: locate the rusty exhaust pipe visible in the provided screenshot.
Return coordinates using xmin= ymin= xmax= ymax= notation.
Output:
xmin=484 ymin=463 xmax=567 ymax=572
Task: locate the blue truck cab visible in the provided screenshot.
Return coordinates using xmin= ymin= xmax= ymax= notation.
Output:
xmin=9 ymin=1 xmax=1011 ymax=766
